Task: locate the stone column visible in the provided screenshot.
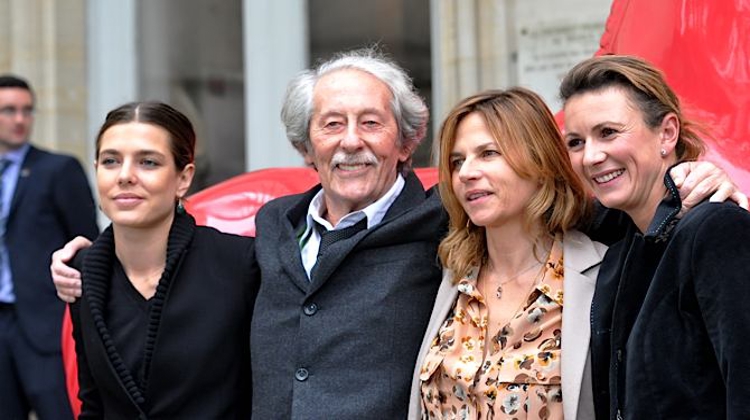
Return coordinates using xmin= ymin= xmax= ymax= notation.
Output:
xmin=429 ymin=0 xmax=514 ymax=161
xmin=243 ymin=0 xmax=309 ymax=171
xmin=429 ymin=0 xmax=609 ymax=162
xmin=0 ymin=0 xmax=89 ymax=163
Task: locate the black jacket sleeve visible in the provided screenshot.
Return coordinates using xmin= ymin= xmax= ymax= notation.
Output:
xmin=580 ymin=200 xmax=630 ymax=245
xmin=689 ymin=203 xmax=750 ymax=416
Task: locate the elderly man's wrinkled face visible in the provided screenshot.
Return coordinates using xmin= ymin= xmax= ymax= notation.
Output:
xmin=308 ymin=69 xmax=410 ymax=225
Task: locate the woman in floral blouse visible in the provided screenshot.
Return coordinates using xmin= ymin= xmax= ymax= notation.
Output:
xmin=408 ymin=88 xmax=606 ymax=419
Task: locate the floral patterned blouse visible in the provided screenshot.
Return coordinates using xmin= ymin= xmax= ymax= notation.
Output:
xmin=420 ymin=237 xmax=565 ymax=419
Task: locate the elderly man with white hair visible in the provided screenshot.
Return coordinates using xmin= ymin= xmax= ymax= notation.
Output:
xmin=250 ymin=48 xmax=446 ymax=419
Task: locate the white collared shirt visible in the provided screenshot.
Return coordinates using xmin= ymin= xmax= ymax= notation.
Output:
xmin=298 ymin=174 xmax=405 ymax=278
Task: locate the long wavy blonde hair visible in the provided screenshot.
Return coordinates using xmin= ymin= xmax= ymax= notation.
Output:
xmin=437 ymin=88 xmax=590 ymax=280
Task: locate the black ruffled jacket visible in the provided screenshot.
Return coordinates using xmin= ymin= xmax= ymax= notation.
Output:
xmin=590 ymin=173 xmax=750 ymax=419
xmin=70 ymin=212 xmax=258 ymax=419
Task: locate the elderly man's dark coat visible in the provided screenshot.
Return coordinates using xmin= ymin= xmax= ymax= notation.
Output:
xmin=251 ymin=171 xmax=447 ymax=419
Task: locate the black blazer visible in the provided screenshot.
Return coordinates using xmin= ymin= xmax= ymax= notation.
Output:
xmin=251 ymin=171 xmax=449 ymax=419
xmin=591 ymin=175 xmax=750 ymax=419
xmin=7 ymin=146 xmax=98 ymax=354
xmin=71 ymin=212 xmax=258 ymax=419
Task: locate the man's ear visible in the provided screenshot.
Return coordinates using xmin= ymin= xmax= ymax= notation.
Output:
xmin=398 ymin=137 xmax=416 ymax=163
xmin=304 ymin=154 xmax=316 ymax=169
xmin=295 ymin=143 xmax=317 ymax=170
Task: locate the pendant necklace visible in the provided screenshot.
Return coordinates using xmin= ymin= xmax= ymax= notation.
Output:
xmin=482 ymin=260 xmax=543 ymax=300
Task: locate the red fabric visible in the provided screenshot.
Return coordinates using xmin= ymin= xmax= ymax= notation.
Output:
xmin=595 ymin=0 xmax=750 ymax=192
xmin=186 ymin=167 xmax=438 ymax=236
xmin=61 ymin=306 xmax=81 ymax=416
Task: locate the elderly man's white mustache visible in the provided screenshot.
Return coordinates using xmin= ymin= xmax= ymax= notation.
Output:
xmin=331 ymin=151 xmax=378 ymax=167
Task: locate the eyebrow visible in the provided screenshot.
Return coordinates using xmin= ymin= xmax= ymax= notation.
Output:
xmin=98 ymin=149 xmax=166 ymax=157
xmin=450 ymin=140 xmax=497 ymax=156
xmin=316 ymin=107 xmax=387 ymax=119
xmin=564 ymin=120 xmax=622 ymax=138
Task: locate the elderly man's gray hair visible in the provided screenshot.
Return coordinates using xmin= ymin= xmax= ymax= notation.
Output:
xmin=280 ymin=47 xmax=429 ymax=174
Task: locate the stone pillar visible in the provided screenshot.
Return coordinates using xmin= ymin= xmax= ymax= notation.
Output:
xmin=429 ymin=0 xmax=609 ymax=162
xmin=0 ymin=0 xmax=89 ymax=164
xmin=430 ymin=0 xmax=514 ymax=160
xmin=243 ymin=0 xmax=309 ymax=171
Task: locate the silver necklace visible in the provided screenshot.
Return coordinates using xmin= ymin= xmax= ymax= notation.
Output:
xmin=482 ymin=260 xmax=543 ymax=300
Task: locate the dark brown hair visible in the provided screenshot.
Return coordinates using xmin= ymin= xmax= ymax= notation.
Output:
xmin=0 ymin=74 xmax=34 ymax=101
xmin=96 ymin=101 xmax=196 ymax=170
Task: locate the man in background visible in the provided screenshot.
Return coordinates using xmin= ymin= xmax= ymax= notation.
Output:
xmin=0 ymin=75 xmax=99 ymax=419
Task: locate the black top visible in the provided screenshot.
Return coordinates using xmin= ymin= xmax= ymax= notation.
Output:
xmin=71 ymin=211 xmax=258 ymax=419
xmin=107 ymin=260 xmax=150 ymax=386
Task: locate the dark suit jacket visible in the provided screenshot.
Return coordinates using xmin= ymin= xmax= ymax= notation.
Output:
xmin=7 ymin=145 xmax=98 ymax=354
xmin=71 ymin=212 xmax=258 ymax=419
xmin=251 ymin=171 xmax=448 ymax=419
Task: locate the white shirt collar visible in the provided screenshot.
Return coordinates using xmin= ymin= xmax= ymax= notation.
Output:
xmin=298 ymin=174 xmax=406 ymax=278
xmin=305 ymin=173 xmax=405 ymax=232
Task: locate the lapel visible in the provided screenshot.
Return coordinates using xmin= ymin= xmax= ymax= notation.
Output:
xmin=78 ymin=295 xmax=147 ymax=416
xmin=410 ymin=268 xmax=458 ymax=390
xmin=304 ymin=172 xmax=428 ymax=295
xmin=379 ymin=170 xmax=428 ymax=225
xmin=560 ymin=230 xmax=606 ymax=420
xmin=407 ymin=268 xmax=461 ymax=419
xmin=279 ymin=186 xmax=323 ymax=292
xmin=8 ymin=145 xmax=38 ymax=223
xmin=81 ymin=227 xmax=148 ymax=411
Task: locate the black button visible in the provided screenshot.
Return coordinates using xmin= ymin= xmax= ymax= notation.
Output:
xmin=303 ymin=303 xmax=318 ymax=316
xmin=295 ymin=367 xmax=309 ymax=381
